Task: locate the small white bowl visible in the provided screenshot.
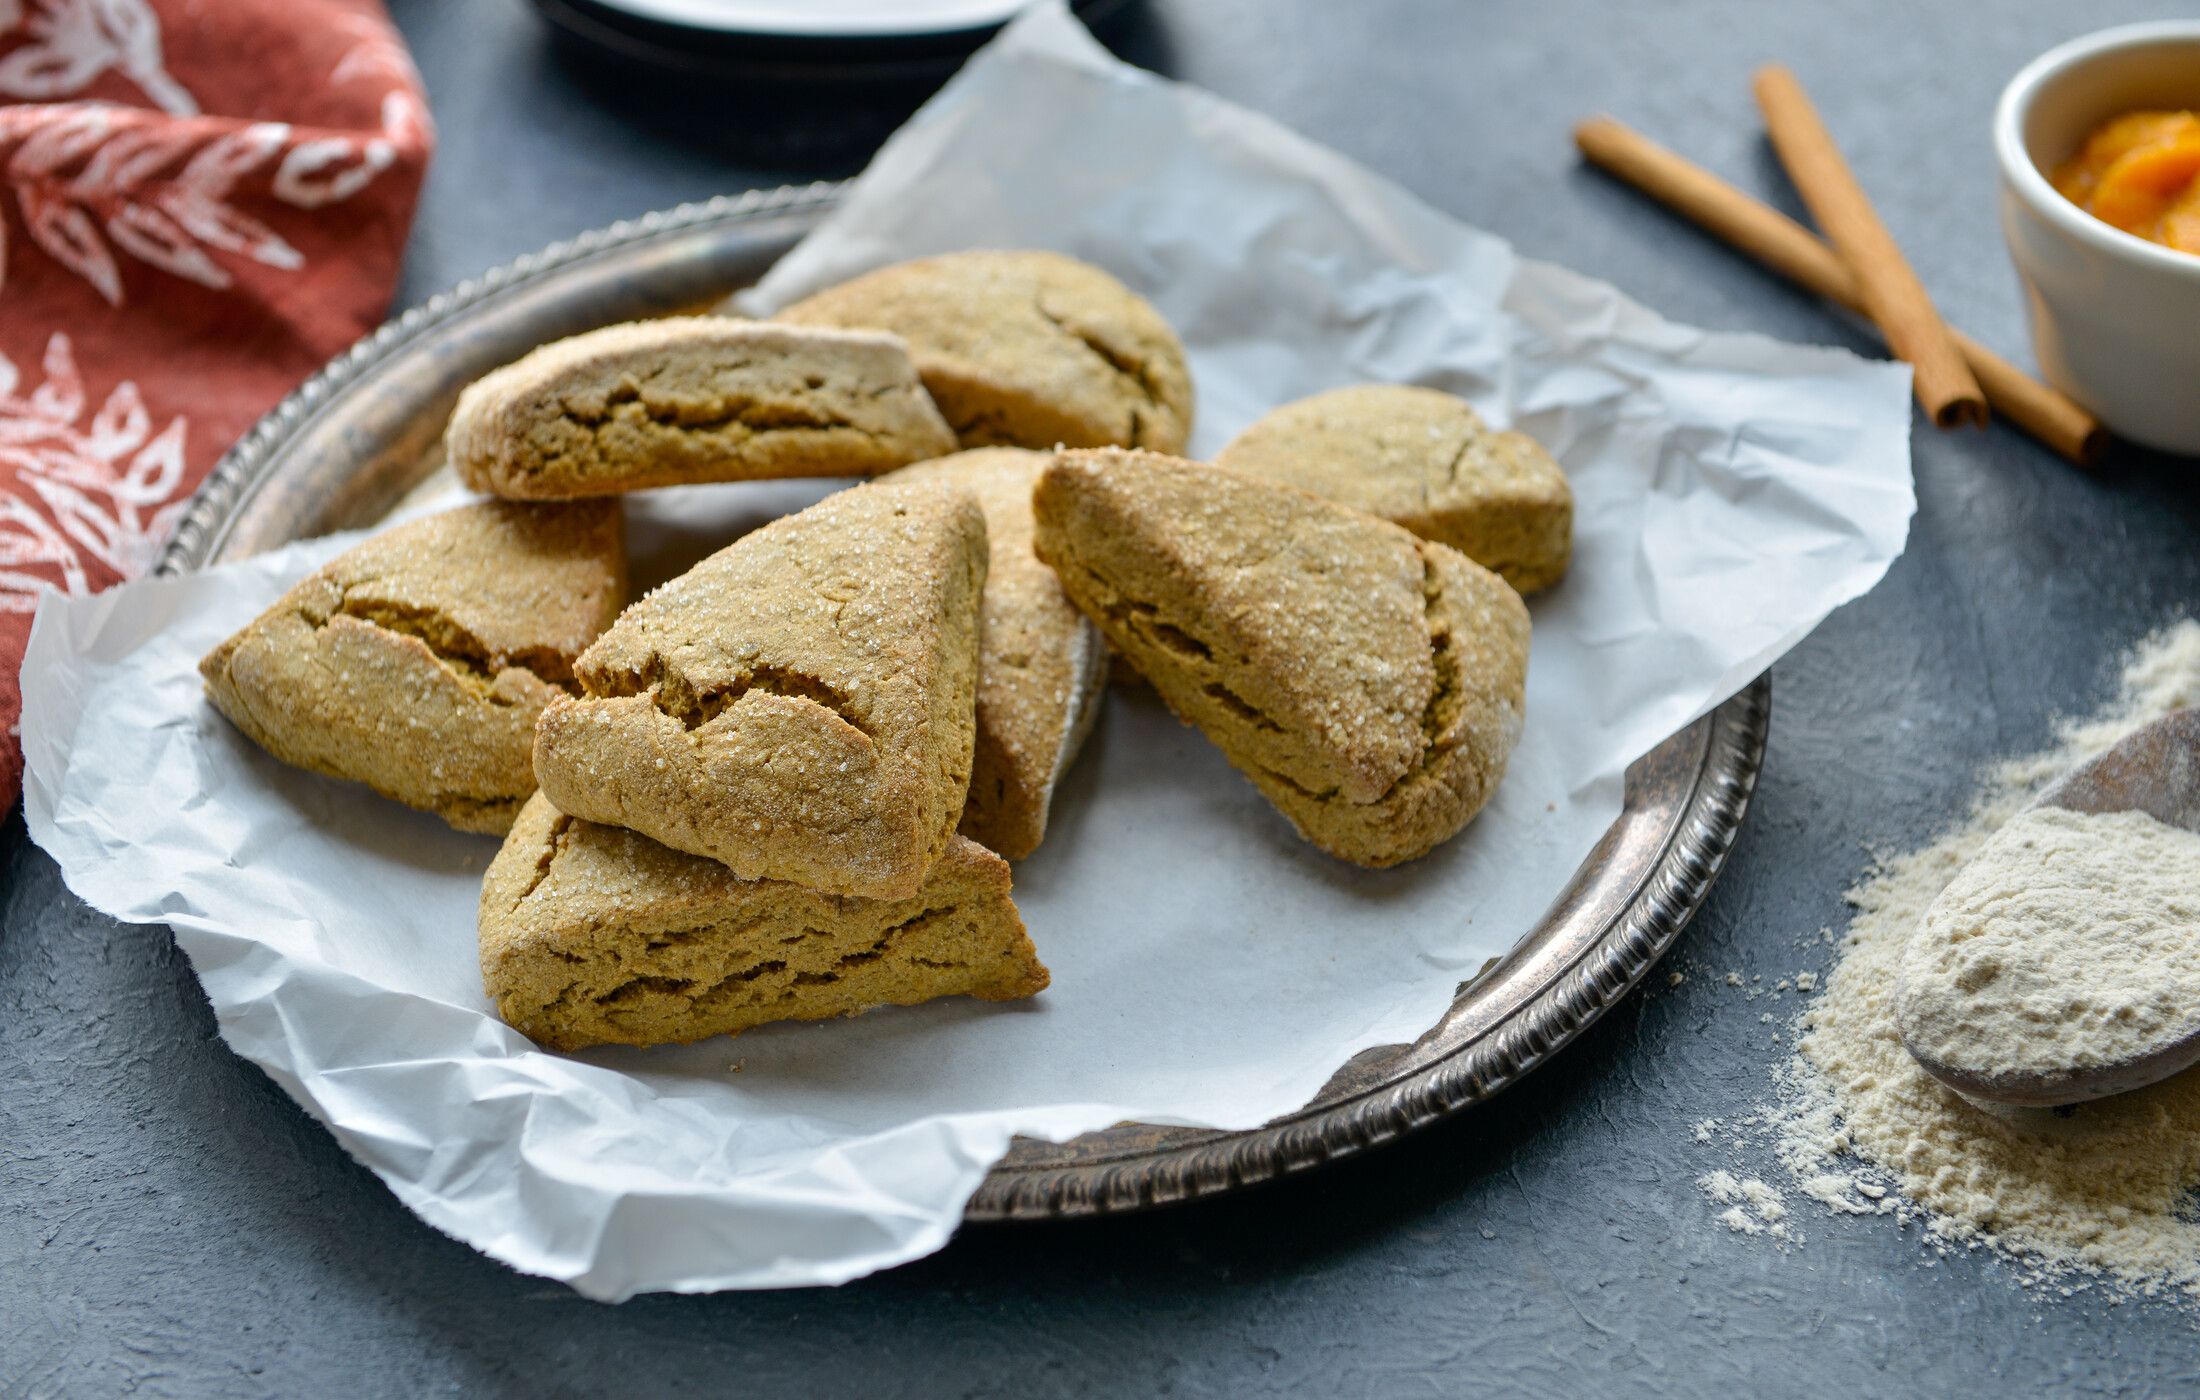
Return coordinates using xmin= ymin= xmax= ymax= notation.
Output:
xmin=1996 ymin=22 xmax=2200 ymax=455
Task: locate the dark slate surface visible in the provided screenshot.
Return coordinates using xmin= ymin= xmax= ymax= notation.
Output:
xmin=8 ymin=0 xmax=2200 ymax=1393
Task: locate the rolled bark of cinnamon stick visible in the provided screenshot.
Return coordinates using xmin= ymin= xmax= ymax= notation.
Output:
xmin=1752 ymin=65 xmax=1989 ymax=431
xmin=1573 ymin=116 xmax=2103 ymax=465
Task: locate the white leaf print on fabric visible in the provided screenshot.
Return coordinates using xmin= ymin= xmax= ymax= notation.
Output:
xmin=271 ymin=8 xmax=432 ymax=210
xmin=329 ymin=5 xmax=433 ymax=138
xmin=272 ymin=134 xmax=393 ymax=210
xmin=0 ymin=331 xmax=189 ymax=612
xmin=0 ymin=0 xmax=196 ymax=115
xmin=0 ymin=105 xmax=304 ymax=303
xmin=0 ymin=6 xmax=426 ymax=300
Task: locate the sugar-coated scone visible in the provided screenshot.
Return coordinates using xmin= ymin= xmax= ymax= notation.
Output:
xmin=772 ymin=251 xmax=1193 ymax=455
xmin=200 ymin=500 xmax=627 ymax=834
xmin=1216 ymin=385 xmax=1573 ymax=594
xmin=480 ymin=795 xmax=1048 ymax=1052
xmin=445 ymin=317 xmax=956 ymax=499
xmin=885 ymin=449 xmax=1106 ymax=861
xmin=532 ymin=478 xmax=986 ymax=899
xmin=1033 ymin=449 xmax=1530 ymax=867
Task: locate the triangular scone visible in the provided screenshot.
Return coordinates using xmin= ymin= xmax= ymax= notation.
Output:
xmin=480 ymin=795 xmax=1048 ymax=1051
xmin=200 ymin=501 xmax=626 ymax=834
xmin=1216 ymin=385 xmax=1574 ymax=594
xmin=772 ymin=251 xmax=1194 ymax=455
xmin=1033 ymin=449 xmax=1530 ymax=868
xmin=884 ymin=449 xmax=1106 ymax=861
xmin=532 ymin=479 xmax=987 ymax=899
xmin=445 ymin=317 xmax=956 ymax=499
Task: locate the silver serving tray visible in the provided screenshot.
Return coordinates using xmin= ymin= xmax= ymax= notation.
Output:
xmin=158 ymin=184 xmax=1769 ymax=1222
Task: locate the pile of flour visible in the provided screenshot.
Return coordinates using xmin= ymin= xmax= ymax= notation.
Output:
xmin=1703 ymin=619 xmax=2200 ymax=1301
xmin=1895 ymin=805 xmax=2200 ymax=1082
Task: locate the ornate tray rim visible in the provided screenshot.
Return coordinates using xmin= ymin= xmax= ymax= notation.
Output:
xmin=156 ymin=182 xmax=1769 ymax=1224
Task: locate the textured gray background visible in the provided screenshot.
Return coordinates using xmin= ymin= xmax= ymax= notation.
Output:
xmin=8 ymin=0 xmax=2200 ymax=1394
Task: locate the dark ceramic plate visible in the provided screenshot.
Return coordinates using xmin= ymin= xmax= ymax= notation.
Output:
xmin=529 ymin=0 xmax=1132 ymax=82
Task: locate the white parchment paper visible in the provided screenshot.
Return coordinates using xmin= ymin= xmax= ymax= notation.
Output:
xmin=21 ymin=3 xmax=1914 ymax=1300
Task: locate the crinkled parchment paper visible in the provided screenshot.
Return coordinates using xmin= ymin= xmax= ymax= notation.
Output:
xmin=21 ymin=2 xmax=1912 ymax=1299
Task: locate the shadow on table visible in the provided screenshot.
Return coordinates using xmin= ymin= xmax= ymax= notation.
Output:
xmin=366 ymin=1026 xmax=1616 ymax=1392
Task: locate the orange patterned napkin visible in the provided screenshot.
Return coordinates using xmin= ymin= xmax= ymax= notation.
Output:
xmin=0 ymin=0 xmax=432 ymax=807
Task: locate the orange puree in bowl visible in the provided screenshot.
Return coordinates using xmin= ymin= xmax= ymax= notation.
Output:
xmin=2052 ymin=110 xmax=2200 ymax=254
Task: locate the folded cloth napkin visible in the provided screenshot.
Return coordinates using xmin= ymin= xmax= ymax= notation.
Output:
xmin=0 ymin=0 xmax=432 ymax=806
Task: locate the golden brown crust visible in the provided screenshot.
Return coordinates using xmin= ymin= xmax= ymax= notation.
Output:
xmin=1033 ymin=449 xmax=1530 ymax=867
xmin=884 ymin=449 xmax=1106 ymax=860
xmin=199 ymin=501 xmax=627 ymax=834
xmin=445 ymin=317 xmax=956 ymax=500
xmin=773 ymin=251 xmax=1194 ymax=455
xmin=1215 ymin=385 xmax=1573 ymax=594
xmin=531 ymin=479 xmax=987 ymax=898
xmin=479 ymin=796 xmax=1048 ymax=1051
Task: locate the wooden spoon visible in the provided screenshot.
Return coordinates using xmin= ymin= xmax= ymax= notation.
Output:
xmin=1899 ymin=708 xmax=2200 ymax=1107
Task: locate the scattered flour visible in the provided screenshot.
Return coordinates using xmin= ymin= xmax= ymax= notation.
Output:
xmin=1699 ymin=1169 xmax=1792 ymax=1241
xmin=1698 ymin=620 xmax=2200 ymax=1303
xmin=1896 ymin=806 xmax=2200 ymax=1082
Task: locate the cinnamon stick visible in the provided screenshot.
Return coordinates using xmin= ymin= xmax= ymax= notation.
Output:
xmin=1573 ymin=116 xmax=2104 ymax=465
xmin=1752 ymin=65 xmax=1988 ymax=430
